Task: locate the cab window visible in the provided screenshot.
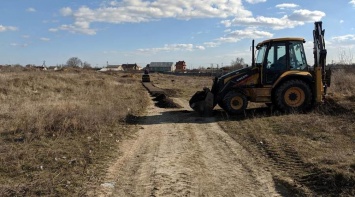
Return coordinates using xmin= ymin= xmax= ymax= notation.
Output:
xmin=266 ymin=42 xmax=287 ymax=70
xmin=289 ymin=41 xmax=308 ymax=70
xmin=256 ymin=45 xmax=267 ymax=64
xmin=263 ymin=42 xmax=288 ymax=84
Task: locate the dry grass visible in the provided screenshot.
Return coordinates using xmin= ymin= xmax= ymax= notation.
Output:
xmin=153 ymin=69 xmax=355 ymax=196
xmin=0 ymin=68 xmax=149 ymax=196
xmin=329 ymin=68 xmax=355 ymax=103
xmin=2 ymin=68 xmax=353 ymax=196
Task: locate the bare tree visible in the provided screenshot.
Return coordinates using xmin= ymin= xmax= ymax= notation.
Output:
xmin=83 ymin=61 xmax=92 ymax=69
xmin=66 ymin=57 xmax=82 ymax=67
xmin=338 ymin=48 xmax=354 ymax=65
xmin=230 ymin=57 xmax=245 ymax=70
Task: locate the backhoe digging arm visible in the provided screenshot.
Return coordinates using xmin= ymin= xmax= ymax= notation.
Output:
xmin=313 ymin=21 xmax=330 ymax=102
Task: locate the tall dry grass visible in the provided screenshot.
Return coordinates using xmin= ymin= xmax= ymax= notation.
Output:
xmin=0 ymin=69 xmax=148 ymax=196
xmin=329 ymin=68 xmax=355 ymax=101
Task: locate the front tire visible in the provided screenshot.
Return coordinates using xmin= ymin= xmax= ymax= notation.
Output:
xmin=275 ymin=79 xmax=312 ymax=112
xmin=223 ymin=91 xmax=248 ymax=114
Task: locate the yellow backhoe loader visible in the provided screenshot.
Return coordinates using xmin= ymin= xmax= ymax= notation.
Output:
xmin=189 ymin=21 xmax=331 ymax=115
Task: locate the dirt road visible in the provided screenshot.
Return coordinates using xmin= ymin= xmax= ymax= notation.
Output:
xmin=98 ymin=95 xmax=285 ymax=197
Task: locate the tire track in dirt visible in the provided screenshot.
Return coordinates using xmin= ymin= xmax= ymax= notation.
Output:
xmin=250 ymin=135 xmax=355 ymax=196
xmin=99 ymin=96 xmax=282 ymax=196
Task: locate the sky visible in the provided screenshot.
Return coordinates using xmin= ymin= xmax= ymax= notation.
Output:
xmin=1 ymin=0 xmax=355 ymax=68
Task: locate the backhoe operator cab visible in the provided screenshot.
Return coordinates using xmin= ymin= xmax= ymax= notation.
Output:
xmin=255 ymin=38 xmax=308 ymax=85
xmin=248 ymin=37 xmax=320 ymax=113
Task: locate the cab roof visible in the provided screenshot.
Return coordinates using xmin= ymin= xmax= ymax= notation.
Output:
xmin=256 ymin=37 xmax=305 ymax=47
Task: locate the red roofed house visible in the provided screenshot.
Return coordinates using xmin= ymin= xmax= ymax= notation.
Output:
xmin=175 ymin=61 xmax=186 ymax=72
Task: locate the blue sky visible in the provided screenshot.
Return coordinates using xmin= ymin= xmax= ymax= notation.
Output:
xmin=1 ymin=0 xmax=355 ymax=68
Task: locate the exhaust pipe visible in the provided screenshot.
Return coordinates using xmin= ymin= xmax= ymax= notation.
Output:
xmin=252 ymin=39 xmax=255 ymax=67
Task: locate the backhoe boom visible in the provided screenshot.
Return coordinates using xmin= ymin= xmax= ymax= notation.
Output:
xmin=313 ymin=21 xmax=328 ymax=102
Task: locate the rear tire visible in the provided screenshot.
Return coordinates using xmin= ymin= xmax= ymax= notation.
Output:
xmin=223 ymin=91 xmax=248 ymax=114
xmin=275 ymin=79 xmax=312 ymax=112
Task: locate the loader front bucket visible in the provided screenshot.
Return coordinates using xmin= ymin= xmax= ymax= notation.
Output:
xmin=189 ymin=88 xmax=215 ymax=116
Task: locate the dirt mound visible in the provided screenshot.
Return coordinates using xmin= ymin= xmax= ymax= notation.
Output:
xmin=153 ymin=93 xmax=181 ymax=108
xmin=162 ymin=88 xmax=181 ymax=97
xmin=142 ymin=82 xmax=181 ymax=108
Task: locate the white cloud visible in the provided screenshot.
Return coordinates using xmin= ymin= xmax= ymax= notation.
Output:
xmin=56 ymin=24 xmax=96 ymax=35
xmin=137 ymin=43 xmax=205 ymax=53
xmin=10 ymin=43 xmax=29 ymax=47
xmin=204 ymin=42 xmax=220 ymax=48
xmin=222 ymin=9 xmax=325 ymax=30
xmin=199 ymin=28 xmax=272 ymax=49
xmin=350 ymin=0 xmax=355 ymax=6
xmin=288 ymin=9 xmax=325 ymax=22
xmin=222 ymin=16 xmax=303 ymax=30
xmin=231 ymin=29 xmax=273 ymax=38
xmin=275 ymin=3 xmax=299 ymax=9
xmin=40 ymin=37 xmax=50 ymax=41
xmin=195 ymin=45 xmax=206 ymax=50
xmin=43 ymin=19 xmax=60 ymax=24
xmin=74 ymin=21 xmax=91 ymax=29
xmin=26 ymin=7 xmax=36 ymax=12
xmin=60 ymin=7 xmax=73 ymax=16
xmin=217 ymin=36 xmax=239 ymax=43
xmin=217 ymin=28 xmax=273 ymax=43
xmin=49 ymin=28 xmax=58 ymax=32
xmin=108 ymin=1 xmax=119 ymax=6
xmin=245 ymin=0 xmax=266 ymax=4
xmin=57 ymin=0 xmax=252 ymax=35
xmin=332 ymin=34 xmax=355 ymax=42
xmin=55 ymin=0 xmax=325 ymax=38
xmin=0 ymin=25 xmax=18 ymax=32
xmin=340 ymin=20 xmax=344 ymax=24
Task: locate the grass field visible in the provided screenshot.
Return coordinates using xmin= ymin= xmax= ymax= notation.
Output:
xmin=0 ymin=67 xmax=354 ymax=196
xmin=0 ymin=68 xmax=149 ymax=196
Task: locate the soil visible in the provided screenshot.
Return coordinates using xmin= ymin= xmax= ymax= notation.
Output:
xmin=97 ymin=94 xmax=284 ymax=196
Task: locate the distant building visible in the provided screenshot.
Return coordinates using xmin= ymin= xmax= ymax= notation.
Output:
xmin=149 ymin=62 xmax=175 ymax=72
xmin=105 ymin=65 xmax=124 ymax=71
xmin=99 ymin=63 xmax=142 ymax=72
xmin=25 ymin=64 xmax=47 ymax=71
xmin=175 ymin=61 xmax=187 ymax=72
xmin=99 ymin=65 xmax=120 ymax=72
xmin=121 ymin=63 xmax=142 ymax=71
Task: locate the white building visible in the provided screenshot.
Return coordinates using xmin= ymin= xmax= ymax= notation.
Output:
xmin=149 ymin=62 xmax=175 ymax=72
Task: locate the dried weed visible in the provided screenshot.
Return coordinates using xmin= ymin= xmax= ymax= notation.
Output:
xmin=0 ymin=70 xmax=148 ymax=196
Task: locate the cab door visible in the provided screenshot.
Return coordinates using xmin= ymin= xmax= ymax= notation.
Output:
xmin=263 ymin=42 xmax=289 ymax=85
